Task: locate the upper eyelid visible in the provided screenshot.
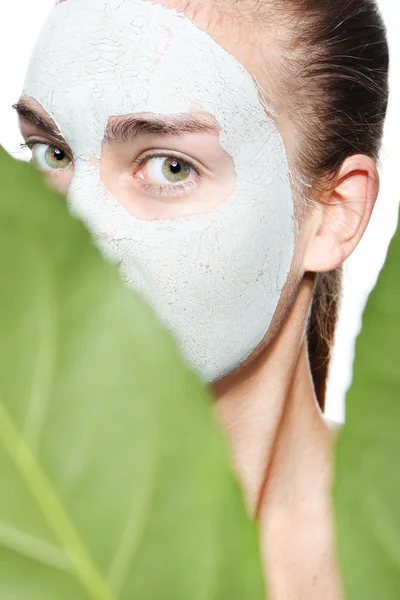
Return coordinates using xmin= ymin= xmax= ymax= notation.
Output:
xmin=133 ymin=149 xmax=204 ymax=173
xmin=24 ymin=140 xmax=207 ymax=186
xmin=24 ymin=142 xmax=201 ymax=185
xmin=24 ymin=139 xmax=200 ymax=166
xmin=24 ymin=136 xmax=73 ymax=157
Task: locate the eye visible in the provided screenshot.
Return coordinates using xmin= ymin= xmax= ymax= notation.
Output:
xmin=138 ymin=156 xmax=194 ymax=185
xmin=31 ymin=143 xmax=72 ymax=172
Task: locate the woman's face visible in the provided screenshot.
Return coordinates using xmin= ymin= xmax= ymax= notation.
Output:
xmin=18 ymin=0 xmax=298 ymax=382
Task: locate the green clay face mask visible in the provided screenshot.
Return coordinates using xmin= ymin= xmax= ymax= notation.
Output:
xmin=23 ymin=0 xmax=295 ymax=382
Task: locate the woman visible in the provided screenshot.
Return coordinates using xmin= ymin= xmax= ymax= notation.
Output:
xmin=15 ymin=0 xmax=389 ymax=597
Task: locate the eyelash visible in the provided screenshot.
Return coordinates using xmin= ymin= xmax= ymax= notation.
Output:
xmin=20 ymin=143 xmax=203 ymax=197
xmin=131 ymin=150 xmax=203 ymax=197
xmin=20 ymin=141 xmax=70 ymax=155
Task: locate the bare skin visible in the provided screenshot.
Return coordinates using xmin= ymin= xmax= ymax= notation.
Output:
xmin=215 ymin=279 xmax=343 ymax=599
xmin=16 ymin=1 xmax=380 ymax=598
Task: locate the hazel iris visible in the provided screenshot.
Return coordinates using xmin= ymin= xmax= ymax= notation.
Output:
xmin=45 ymin=146 xmax=71 ymax=170
xmin=162 ymin=158 xmax=191 ymax=183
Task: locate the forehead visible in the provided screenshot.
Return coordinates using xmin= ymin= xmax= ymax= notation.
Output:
xmin=27 ymin=0 xmax=259 ymax=107
xmin=24 ymin=0 xmax=277 ymax=157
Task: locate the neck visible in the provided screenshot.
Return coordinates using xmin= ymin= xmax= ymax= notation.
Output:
xmin=212 ymin=276 xmax=332 ymax=515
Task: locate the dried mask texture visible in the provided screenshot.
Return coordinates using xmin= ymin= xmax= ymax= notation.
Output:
xmin=24 ymin=0 xmax=295 ymax=381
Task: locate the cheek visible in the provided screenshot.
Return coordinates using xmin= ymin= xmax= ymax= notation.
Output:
xmin=44 ymin=169 xmax=74 ymax=196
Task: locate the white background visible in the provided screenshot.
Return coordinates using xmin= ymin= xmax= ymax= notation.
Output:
xmin=0 ymin=1 xmax=399 ymax=422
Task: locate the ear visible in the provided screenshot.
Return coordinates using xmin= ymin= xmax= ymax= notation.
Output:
xmin=303 ymin=155 xmax=380 ymax=273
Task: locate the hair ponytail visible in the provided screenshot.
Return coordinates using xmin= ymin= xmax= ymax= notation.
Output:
xmin=307 ymin=269 xmax=343 ymax=411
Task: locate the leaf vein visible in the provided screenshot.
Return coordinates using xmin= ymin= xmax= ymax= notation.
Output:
xmin=0 ymin=520 xmax=71 ymax=572
xmin=107 ymin=440 xmax=158 ymax=595
xmin=0 ymin=402 xmax=117 ymax=600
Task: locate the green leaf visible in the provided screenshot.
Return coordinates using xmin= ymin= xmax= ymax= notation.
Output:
xmin=334 ymin=209 xmax=400 ymax=599
xmin=0 ymin=147 xmax=265 ymax=600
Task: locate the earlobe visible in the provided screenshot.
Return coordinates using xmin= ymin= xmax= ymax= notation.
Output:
xmin=303 ymin=154 xmax=379 ymax=273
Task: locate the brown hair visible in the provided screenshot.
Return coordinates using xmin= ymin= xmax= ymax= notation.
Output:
xmin=262 ymin=0 xmax=389 ymax=410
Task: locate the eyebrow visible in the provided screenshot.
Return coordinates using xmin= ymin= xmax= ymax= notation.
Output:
xmin=13 ymin=100 xmax=64 ymax=143
xmin=105 ymin=114 xmax=220 ymax=144
xmin=13 ymin=100 xmax=220 ymax=145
